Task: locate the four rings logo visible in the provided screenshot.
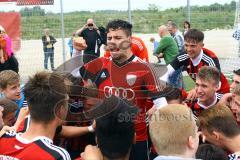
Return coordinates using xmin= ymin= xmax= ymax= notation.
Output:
xmin=104 ymin=86 xmax=135 ymax=101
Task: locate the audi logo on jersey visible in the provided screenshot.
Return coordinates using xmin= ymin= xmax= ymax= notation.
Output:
xmin=104 ymin=86 xmax=135 ymax=100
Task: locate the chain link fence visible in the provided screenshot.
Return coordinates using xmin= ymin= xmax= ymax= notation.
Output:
xmin=0 ymin=0 xmax=238 ymax=81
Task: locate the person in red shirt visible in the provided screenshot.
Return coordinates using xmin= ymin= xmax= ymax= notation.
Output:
xmin=80 ymin=19 xmax=167 ymax=160
xmin=0 ymin=71 xmax=71 ymax=160
xmin=104 ymin=36 xmax=149 ymax=62
xmin=161 ymin=29 xmax=230 ymax=101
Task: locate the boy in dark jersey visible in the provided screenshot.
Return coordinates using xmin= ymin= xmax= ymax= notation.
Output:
xmin=161 ymin=29 xmax=230 ymax=101
xmin=188 ymin=66 xmax=222 ymax=117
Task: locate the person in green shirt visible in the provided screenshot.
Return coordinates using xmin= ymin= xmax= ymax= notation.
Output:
xmin=153 ymin=25 xmax=178 ymax=65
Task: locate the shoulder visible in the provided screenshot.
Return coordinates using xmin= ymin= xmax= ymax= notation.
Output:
xmin=36 ymin=138 xmax=71 ymax=160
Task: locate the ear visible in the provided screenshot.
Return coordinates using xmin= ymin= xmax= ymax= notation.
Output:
xmin=201 ymin=43 xmax=204 ymax=47
xmin=212 ymin=131 xmax=220 ymax=140
xmin=187 ymin=136 xmax=195 ymax=149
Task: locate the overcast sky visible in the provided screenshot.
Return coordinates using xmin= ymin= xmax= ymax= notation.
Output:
xmin=0 ymin=0 xmax=234 ymax=13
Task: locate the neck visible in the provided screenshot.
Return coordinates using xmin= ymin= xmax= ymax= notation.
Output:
xmin=199 ymin=95 xmax=216 ymax=108
xmin=224 ymin=135 xmax=240 ymax=153
xmin=21 ymin=120 xmax=57 ymax=141
xmin=117 ymin=51 xmax=133 ymax=64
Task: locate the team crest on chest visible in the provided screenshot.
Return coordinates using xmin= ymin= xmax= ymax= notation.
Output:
xmin=126 ymin=74 xmax=137 ymax=86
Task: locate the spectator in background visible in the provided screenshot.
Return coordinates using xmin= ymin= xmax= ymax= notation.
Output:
xmin=0 ymin=25 xmax=19 ymax=73
xmin=183 ymin=20 xmax=191 ymax=35
xmin=196 ymin=144 xmax=228 ymax=160
xmin=167 ymin=22 xmax=184 ymax=52
xmin=153 ymin=25 xmax=178 ymax=65
xmin=42 ymin=28 xmax=57 ymax=71
xmin=150 ymin=37 xmax=160 ymax=63
xmin=76 ymin=19 xmax=103 ymax=64
xmin=167 ymin=22 xmax=184 ymax=89
xmin=68 ymin=32 xmax=76 ymax=57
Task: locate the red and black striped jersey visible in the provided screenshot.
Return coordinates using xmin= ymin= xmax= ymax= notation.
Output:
xmin=80 ymin=55 xmax=164 ymax=141
xmin=188 ymin=93 xmax=221 ymax=117
xmin=0 ymin=132 xmax=71 ymax=160
xmin=170 ymin=48 xmax=230 ymax=94
xmin=229 ymin=154 xmax=240 ymax=160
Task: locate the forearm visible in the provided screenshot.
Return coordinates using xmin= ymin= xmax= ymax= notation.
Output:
xmin=60 ymin=125 xmax=90 ymax=138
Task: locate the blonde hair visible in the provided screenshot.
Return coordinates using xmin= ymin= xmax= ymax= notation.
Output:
xmin=0 ymin=70 xmax=20 ymax=89
xmin=233 ymin=84 xmax=240 ymax=96
xmin=149 ymin=104 xmax=197 ymax=155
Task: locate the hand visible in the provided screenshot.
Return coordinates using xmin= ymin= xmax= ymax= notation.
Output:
xmin=0 ymin=57 xmax=5 ymax=64
xmin=73 ymin=37 xmax=87 ymax=51
xmin=93 ymin=23 xmax=98 ymax=30
xmin=81 ymin=145 xmax=103 ymax=160
xmin=147 ymin=106 xmax=157 ymax=119
xmin=186 ymin=89 xmax=197 ymax=102
xmin=92 ymin=120 xmax=96 ymax=130
xmin=0 ymin=126 xmax=15 ymax=137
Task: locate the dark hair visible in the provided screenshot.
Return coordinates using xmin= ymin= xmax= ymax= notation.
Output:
xmin=0 ymin=98 xmax=18 ymax=118
xmin=164 ymin=86 xmax=183 ymax=103
xmin=196 ymin=144 xmax=228 ymax=160
xmin=197 ymin=66 xmax=220 ymax=85
xmin=233 ymin=69 xmax=240 ymax=76
xmin=184 ymin=28 xmax=204 ymax=43
xmin=24 ymin=71 xmax=68 ymax=123
xmin=96 ymin=96 xmax=138 ymax=159
xmin=106 ymin=19 xmax=132 ymax=37
xmin=199 ymin=103 xmax=240 ymax=138
xmin=183 ymin=20 xmax=191 ymax=29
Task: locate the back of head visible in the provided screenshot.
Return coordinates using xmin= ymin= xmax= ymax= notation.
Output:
xmin=199 ymin=103 xmax=240 ymax=138
xmin=96 ymin=96 xmax=138 ymax=159
xmin=197 ymin=66 xmax=220 ymax=85
xmin=150 ymin=104 xmax=197 ymax=155
xmin=233 ymin=84 xmax=240 ymax=96
xmin=184 ymin=28 xmax=204 ymax=43
xmin=106 ymin=19 xmax=132 ymax=37
xmin=0 ymin=98 xmax=17 ymax=119
xmin=164 ymin=86 xmax=183 ymax=104
xmin=196 ymin=144 xmax=228 ymax=160
xmin=24 ymin=71 xmax=68 ymax=123
xmin=0 ymin=70 xmax=19 ymax=90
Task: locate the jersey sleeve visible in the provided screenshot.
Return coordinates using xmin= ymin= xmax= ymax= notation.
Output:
xmin=79 ymin=57 xmax=104 ymax=83
xmin=170 ymin=52 xmax=188 ymax=70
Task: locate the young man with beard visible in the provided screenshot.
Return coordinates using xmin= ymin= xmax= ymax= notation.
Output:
xmin=79 ymin=19 xmax=167 ymax=160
